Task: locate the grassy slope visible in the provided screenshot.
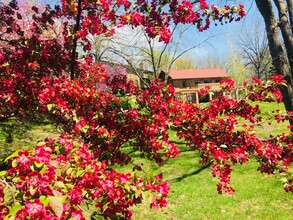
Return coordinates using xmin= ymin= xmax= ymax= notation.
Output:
xmin=0 ymin=101 xmax=293 ymax=219
xmin=131 ymin=147 xmax=293 ymax=220
xmin=248 ymin=101 xmax=289 ymax=139
xmin=0 ymin=118 xmax=60 ymax=162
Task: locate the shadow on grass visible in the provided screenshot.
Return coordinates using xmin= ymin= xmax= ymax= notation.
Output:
xmin=0 ymin=118 xmax=59 ymax=169
xmin=170 ymin=140 xmax=186 ymax=145
xmin=170 ymin=161 xmax=212 ymax=183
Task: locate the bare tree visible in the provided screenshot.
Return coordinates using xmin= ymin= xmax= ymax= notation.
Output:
xmin=172 ymin=52 xmax=196 ymax=70
xmin=87 ymin=34 xmax=114 ymax=63
xmin=237 ymin=21 xmax=272 ymax=80
xmin=195 ymin=54 xmax=226 ymax=69
xmin=86 ymin=23 xmax=216 ymax=87
xmin=225 ymin=49 xmax=253 ymax=86
xmin=143 ymin=24 xmax=216 ymax=80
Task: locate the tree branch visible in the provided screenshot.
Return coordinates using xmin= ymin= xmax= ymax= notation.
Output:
xmin=70 ymin=0 xmax=82 ymax=80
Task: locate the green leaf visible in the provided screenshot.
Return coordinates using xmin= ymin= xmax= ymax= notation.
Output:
xmin=131 ymin=172 xmax=138 ymax=182
xmin=34 ymin=161 xmax=44 ymax=169
xmin=4 ymin=150 xmax=21 ymax=162
xmin=65 ymin=183 xmax=74 ymax=189
xmin=76 ymin=170 xmax=85 ymax=177
xmin=280 ymin=177 xmax=288 ymax=183
xmin=286 ymin=167 xmax=293 ymax=175
xmin=147 ymin=172 xmax=155 ymax=183
xmin=11 ymin=160 xmax=18 ymax=168
xmin=36 ymin=141 xmax=46 ymax=146
xmin=47 ymin=104 xmax=57 ymax=112
xmin=12 ymin=177 xmax=21 ymax=183
xmin=40 ymin=195 xmax=50 ymax=206
xmin=128 ymin=98 xmax=138 ymax=108
xmin=80 ymin=125 xmax=89 ymax=134
xmin=39 ymin=164 xmax=48 ymax=174
xmin=0 ymin=171 xmax=7 ymax=177
xmin=49 ymin=196 xmax=64 ymax=219
xmin=72 ymin=111 xmax=79 ymax=123
xmin=134 ymin=188 xmax=141 ymax=199
xmin=4 ymin=203 xmax=23 ymax=220
xmin=220 ymin=144 xmax=228 ymax=149
xmin=66 ymin=168 xmax=74 ymax=175
xmin=82 ymin=189 xmax=87 ymax=197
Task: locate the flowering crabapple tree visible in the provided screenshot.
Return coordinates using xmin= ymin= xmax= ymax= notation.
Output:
xmin=4 ymin=0 xmax=293 ymax=219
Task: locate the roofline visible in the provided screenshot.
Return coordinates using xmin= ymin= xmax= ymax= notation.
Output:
xmin=170 ymin=76 xmax=229 ymax=80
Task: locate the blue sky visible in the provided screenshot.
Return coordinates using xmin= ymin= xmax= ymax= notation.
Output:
xmin=187 ymin=1 xmax=261 ymax=60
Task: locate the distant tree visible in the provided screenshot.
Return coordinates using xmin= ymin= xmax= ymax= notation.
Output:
xmin=237 ymin=21 xmax=272 ymax=80
xmin=142 ymin=24 xmax=214 ymax=79
xmin=195 ymin=54 xmax=226 ymax=69
xmin=194 ymin=49 xmax=252 ymax=86
xmin=225 ymin=49 xmax=252 ymax=86
xmin=86 ymin=34 xmax=112 ymax=63
xmin=172 ymin=52 xmax=196 ymax=70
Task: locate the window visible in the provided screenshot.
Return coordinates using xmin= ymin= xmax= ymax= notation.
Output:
xmin=182 ymin=81 xmax=187 ymax=88
xmin=187 ymin=93 xmax=195 ymax=103
xmin=204 ymin=80 xmax=212 ymax=83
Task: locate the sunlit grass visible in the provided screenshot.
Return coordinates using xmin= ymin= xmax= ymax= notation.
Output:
xmin=0 ymin=118 xmax=60 ymax=162
xmin=240 ymin=101 xmax=289 ymax=139
xmin=130 ymin=147 xmax=293 ymax=220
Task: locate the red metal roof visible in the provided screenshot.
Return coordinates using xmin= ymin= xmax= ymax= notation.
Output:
xmin=169 ymin=68 xmax=229 ymax=79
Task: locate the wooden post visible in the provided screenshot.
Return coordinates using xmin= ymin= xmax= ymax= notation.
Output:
xmin=209 ymin=92 xmax=213 ymax=101
xmin=235 ymin=89 xmax=239 ymax=101
xmin=195 ymin=91 xmax=199 ymax=104
xmin=244 ymin=88 xmax=248 ymax=99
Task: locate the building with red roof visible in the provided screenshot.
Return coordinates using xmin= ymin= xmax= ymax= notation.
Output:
xmin=168 ymin=68 xmax=230 ymax=103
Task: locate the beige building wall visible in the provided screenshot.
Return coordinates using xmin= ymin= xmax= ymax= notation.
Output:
xmin=127 ymin=73 xmax=140 ymax=88
xmin=173 ymin=78 xmax=222 ymax=90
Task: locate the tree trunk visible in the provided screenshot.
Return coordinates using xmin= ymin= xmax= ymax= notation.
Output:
xmin=255 ymin=0 xmax=293 ymax=127
xmin=273 ymin=0 xmax=293 ymax=70
xmin=286 ymin=0 xmax=293 ymax=33
xmin=70 ymin=0 xmax=82 ymax=80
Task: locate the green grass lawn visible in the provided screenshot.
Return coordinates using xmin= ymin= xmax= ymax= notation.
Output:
xmin=0 ymin=101 xmax=293 ymax=219
xmin=246 ymin=101 xmax=290 ymax=139
xmin=129 ymin=146 xmax=293 ymax=220
xmin=0 ymin=118 xmax=60 ymax=162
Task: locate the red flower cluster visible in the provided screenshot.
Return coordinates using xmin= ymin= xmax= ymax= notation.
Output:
xmin=65 ymin=0 xmax=246 ymax=44
xmin=220 ymin=78 xmax=235 ymax=91
xmin=0 ymin=136 xmax=170 ymax=219
xmin=248 ymin=74 xmax=285 ymax=102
